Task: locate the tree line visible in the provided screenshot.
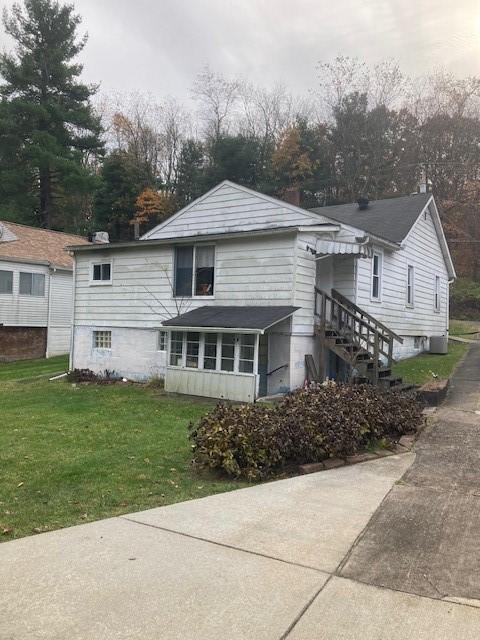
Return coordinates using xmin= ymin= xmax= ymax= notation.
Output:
xmin=1 ymin=0 xmax=480 ymax=278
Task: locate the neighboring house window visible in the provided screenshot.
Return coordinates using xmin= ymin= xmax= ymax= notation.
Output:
xmin=371 ymin=252 xmax=382 ymax=300
xmin=434 ymin=276 xmax=441 ymax=312
xmin=169 ymin=331 xmax=184 ymax=366
xmin=157 ymin=330 xmax=167 ymax=351
xmin=92 ymin=262 xmax=111 ymax=283
xmin=93 ymin=330 xmax=111 ymax=349
xmin=174 ymin=245 xmax=215 ymax=297
xmin=19 ymin=272 xmax=45 ymax=296
xmin=407 ymin=265 xmax=415 ymax=306
xmin=0 ymin=270 xmax=13 ymax=294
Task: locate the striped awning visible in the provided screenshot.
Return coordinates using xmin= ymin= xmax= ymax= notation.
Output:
xmin=315 ymin=239 xmax=373 ymax=258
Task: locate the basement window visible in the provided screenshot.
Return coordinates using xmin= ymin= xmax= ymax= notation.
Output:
xmin=19 ymin=272 xmax=45 ymax=296
xmin=0 ymin=269 xmax=13 ymax=294
xmin=93 ymin=330 xmax=111 ymax=349
xmin=157 ymin=330 xmax=167 ymax=351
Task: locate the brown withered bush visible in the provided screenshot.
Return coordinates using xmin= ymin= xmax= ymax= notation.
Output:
xmin=189 ymin=384 xmax=422 ymax=481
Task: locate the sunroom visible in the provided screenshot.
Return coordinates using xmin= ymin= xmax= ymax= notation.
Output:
xmin=162 ymin=305 xmax=298 ymax=402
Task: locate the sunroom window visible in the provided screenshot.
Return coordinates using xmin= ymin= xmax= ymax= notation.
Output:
xmin=239 ymin=334 xmax=255 ymax=373
xmin=169 ymin=331 xmax=184 ymax=366
xmin=186 ymin=332 xmax=200 ymax=368
xmin=203 ymin=333 xmax=218 ymax=370
xmin=167 ymin=332 xmax=256 ymax=375
xmin=221 ymin=333 xmax=235 ymax=372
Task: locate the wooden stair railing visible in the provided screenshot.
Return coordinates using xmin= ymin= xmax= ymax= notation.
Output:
xmin=314 ymin=287 xmax=404 ymax=385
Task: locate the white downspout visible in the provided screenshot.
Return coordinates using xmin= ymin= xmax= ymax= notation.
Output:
xmin=69 ymin=255 xmax=76 ymax=371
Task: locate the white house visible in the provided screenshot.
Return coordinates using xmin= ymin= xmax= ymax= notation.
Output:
xmin=0 ymin=221 xmax=89 ymax=361
xmin=68 ymin=181 xmax=455 ymax=401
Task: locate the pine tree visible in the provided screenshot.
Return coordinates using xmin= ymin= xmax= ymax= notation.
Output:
xmin=0 ymin=0 xmax=103 ymax=229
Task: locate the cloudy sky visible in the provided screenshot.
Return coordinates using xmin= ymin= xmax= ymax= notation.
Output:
xmin=1 ymin=0 xmax=480 ymax=101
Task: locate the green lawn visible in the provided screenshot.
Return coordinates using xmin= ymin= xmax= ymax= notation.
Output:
xmin=0 ymin=359 xmax=245 ymax=542
xmin=0 ymin=354 xmax=69 ymax=382
xmin=392 ymin=341 xmax=469 ymax=385
xmin=449 ymin=319 xmax=480 ymax=337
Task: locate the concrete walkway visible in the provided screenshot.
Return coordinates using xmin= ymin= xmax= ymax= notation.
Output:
xmin=2 ymin=348 xmax=480 ymax=638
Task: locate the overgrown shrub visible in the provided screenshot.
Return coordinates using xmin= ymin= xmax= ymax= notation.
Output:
xmin=189 ymin=383 xmax=422 ymax=481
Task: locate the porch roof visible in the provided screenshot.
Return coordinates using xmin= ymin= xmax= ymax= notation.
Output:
xmin=316 ymin=239 xmax=374 ymax=257
xmin=162 ymin=305 xmax=299 ymax=333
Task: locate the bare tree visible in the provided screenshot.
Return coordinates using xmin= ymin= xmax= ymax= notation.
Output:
xmin=191 ymin=65 xmax=240 ymax=140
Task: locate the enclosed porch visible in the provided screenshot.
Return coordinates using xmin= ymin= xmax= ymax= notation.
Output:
xmin=162 ymin=306 xmax=298 ymax=402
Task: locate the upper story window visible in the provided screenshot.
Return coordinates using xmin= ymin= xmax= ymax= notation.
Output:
xmin=434 ymin=275 xmax=441 ymax=312
xmin=0 ymin=270 xmax=13 ymax=294
xmin=19 ymin=272 xmax=45 ymax=297
xmin=91 ymin=262 xmax=112 ymax=284
xmin=174 ymin=245 xmax=215 ymax=298
xmin=371 ymin=252 xmax=382 ymax=300
xmin=407 ymin=265 xmax=415 ymax=307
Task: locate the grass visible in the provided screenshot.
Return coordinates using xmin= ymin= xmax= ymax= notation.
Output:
xmin=0 ymin=354 xmax=69 ymax=382
xmin=449 ymin=319 xmax=480 ymax=337
xmin=0 ymin=358 xmax=246 ymax=542
xmin=392 ymin=340 xmax=469 ymax=385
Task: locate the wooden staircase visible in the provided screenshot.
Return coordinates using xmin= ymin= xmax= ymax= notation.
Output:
xmin=309 ymin=288 xmax=409 ymax=389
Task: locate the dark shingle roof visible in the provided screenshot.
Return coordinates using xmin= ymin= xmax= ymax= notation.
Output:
xmin=163 ymin=306 xmax=299 ymax=331
xmin=310 ymin=193 xmax=432 ymax=244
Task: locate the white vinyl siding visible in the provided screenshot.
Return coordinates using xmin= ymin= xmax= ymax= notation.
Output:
xmin=144 ymin=182 xmax=328 ymax=239
xmin=354 ymin=206 xmax=449 ymax=340
xmin=0 ymin=261 xmax=50 ymax=327
xmin=46 ymin=270 xmax=74 ymax=357
xmin=73 ymin=233 xmax=297 ymax=329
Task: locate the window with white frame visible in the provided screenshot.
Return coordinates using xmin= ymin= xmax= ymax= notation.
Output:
xmin=169 ymin=331 xmax=184 ymax=366
xmin=19 ymin=272 xmax=45 ymax=296
xmin=371 ymin=252 xmax=382 ymax=300
xmin=168 ymin=331 xmax=256 ymax=374
xmin=186 ymin=332 xmax=200 ymax=368
xmin=221 ymin=333 xmax=235 ymax=371
xmin=93 ymin=330 xmax=111 ymax=349
xmin=174 ymin=245 xmax=215 ymax=297
xmin=239 ymin=334 xmax=255 ymax=373
xmin=91 ymin=262 xmax=111 ymax=283
xmin=203 ymin=333 xmax=218 ymax=370
xmin=0 ymin=269 xmax=13 ymax=294
xmin=434 ymin=275 xmax=441 ymax=312
xmin=407 ymin=265 xmax=415 ymax=306
xmin=157 ymin=330 xmax=167 ymax=351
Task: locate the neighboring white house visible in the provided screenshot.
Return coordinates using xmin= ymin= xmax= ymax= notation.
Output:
xmin=68 ymin=181 xmax=455 ymax=401
xmin=0 ymin=221 xmax=90 ymax=361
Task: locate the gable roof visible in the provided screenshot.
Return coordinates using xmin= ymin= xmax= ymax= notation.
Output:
xmin=141 ymin=180 xmax=329 ymax=240
xmin=310 ymin=193 xmax=432 ymax=245
xmin=0 ymin=221 xmax=89 ymax=269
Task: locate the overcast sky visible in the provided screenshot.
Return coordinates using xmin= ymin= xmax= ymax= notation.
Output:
xmin=1 ymin=0 xmax=480 ymax=103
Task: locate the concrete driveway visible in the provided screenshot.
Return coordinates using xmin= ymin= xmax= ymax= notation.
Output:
xmin=2 ymin=347 xmax=480 ymax=639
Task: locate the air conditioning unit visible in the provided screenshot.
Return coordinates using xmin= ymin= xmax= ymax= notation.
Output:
xmin=430 ymin=335 xmax=448 ymax=354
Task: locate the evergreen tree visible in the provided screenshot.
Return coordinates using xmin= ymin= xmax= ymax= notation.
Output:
xmin=0 ymin=0 xmax=103 ymax=229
